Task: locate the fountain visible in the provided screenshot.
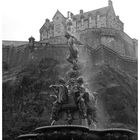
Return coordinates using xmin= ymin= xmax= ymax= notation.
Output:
xmin=16 ymin=33 xmax=137 ymax=140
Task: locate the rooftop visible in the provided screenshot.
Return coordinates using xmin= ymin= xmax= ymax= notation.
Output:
xmin=73 ymin=6 xmax=109 ymax=21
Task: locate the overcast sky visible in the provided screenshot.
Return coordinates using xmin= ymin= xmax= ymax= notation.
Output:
xmin=2 ymin=0 xmax=140 ymax=41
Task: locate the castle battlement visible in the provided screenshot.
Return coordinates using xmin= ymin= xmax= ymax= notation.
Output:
xmin=2 ymin=0 xmax=137 ymax=77
xmin=40 ymin=0 xmax=124 ymax=41
xmin=39 ymin=0 xmax=137 ymax=59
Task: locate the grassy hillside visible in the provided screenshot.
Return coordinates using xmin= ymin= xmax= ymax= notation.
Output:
xmin=3 ymin=61 xmax=137 ymax=139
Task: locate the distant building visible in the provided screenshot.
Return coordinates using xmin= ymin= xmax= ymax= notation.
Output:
xmin=39 ymin=0 xmax=137 ymax=59
xmin=40 ymin=0 xmax=123 ymax=40
xmin=2 ymin=0 xmax=138 ymax=79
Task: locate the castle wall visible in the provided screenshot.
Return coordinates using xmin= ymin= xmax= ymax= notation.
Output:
xmin=2 ymin=44 xmax=69 ymax=71
xmin=73 ymin=15 xmax=107 ymax=32
xmin=47 ymin=36 xmax=67 ymax=44
xmin=101 ymin=36 xmax=123 ymax=56
xmin=2 ymin=47 xmax=9 ymax=63
xmin=48 ymin=28 xmax=54 ymax=38
xmin=107 ymin=7 xmax=123 ymax=31
xmin=103 ymin=46 xmax=137 ymax=75
xmin=119 ymin=31 xmax=133 ymax=46
xmin=132 ymin=39 xmax=138 ymax=58
xmin=71 ymin=20 xmax=77 ymax=33
xmin=79 ymin=31 xmax=100 ymax=49
xmin=97 ymin=15 xmax=106 ymax=28
xmin=78 ymin=44 xmax=137 ymax=95
xmin=89 ymin=16 xmax=96 ymax=28
xmin=76 ymin=21 xmax=82 ymax=31
xmin=78 ymin=28 xmax=137 ymax=58
xmin=3 ymin=40 xmax=137 ymax=86
xmin=101 ymin=35 xmax=136 ymax=58
xmin=4 ymin=29 xmax=136 ymax=72
xmin=41 ymin=30 xmax=48 ymax=40
xmin=53 ymin=12 xmax=66 ymax=37
xmin=83 ymin=19 xmax=89 ymax=30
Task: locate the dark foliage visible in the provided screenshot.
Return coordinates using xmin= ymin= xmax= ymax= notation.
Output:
xmin=3 ymin=58 xmax=59 ymax=140
xmin=95 ymin=65 xmax=137 ymax=130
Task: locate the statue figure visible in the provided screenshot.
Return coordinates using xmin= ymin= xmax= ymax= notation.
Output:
xmin=49 ymin=78 xmax=68 ymax=125
xmin=48 ymin=32 xmax=97 ymax=127
xmin=67 ymin=78 xmax=77 ymax=92
xmin=65 ymin=33 xmax=79 ymax=69
xmin=72 ymin=77 xmax=88 ymax=119
xmin=86 ymin=92 xmax=98 ymax=127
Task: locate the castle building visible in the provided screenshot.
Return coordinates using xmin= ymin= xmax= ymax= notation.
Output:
xmin=40 ymin=0 xmax=123 ymax=40
xmin=39 ymin=0 xmax=137 ymax=59
xmin=2 ymin=0 xmax=138 ymax=80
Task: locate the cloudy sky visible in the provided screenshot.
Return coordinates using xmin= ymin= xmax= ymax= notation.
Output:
xmin=2 ymin=0 xmax=140 ymax=41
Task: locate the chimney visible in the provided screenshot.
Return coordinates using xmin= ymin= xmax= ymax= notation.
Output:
xmin=80 ymin=9 xmax=84 ymax=14
xmin=108 ymin=0 xmax=113 ymax=6
xmin=45 ymin=18 xmax=50 ymax=23
xmin=133 ymin=39 xmax=138 ymax=58
xmin=70 ymin=13 xmax=74 ymax=18
xmin=116 ymin=16 xmax=119 ymax=20
xmin=67 ymin=11 xmax=70 ymax=18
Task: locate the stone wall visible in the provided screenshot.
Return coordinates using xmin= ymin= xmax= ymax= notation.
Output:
xmin=2 ymin=43 xmax=70 ymax=72
xmin=78 ymin=28 xmax=137 ymax=59
xmin=40 ymin=20 xmax=54 ymax=41
xmin=2 ymin=46 xmax=30 ymax=70
xmin=101 ymin=35 xmax=136 ymax=58
xmin=79 ymin=30 xmax=100 ymax=49
xmin=72 ymin=15 xmax=107 ymax=32
xmin=3 ymin=26 xmax=137 ymax=75
xmin=78 ymin=44 xmax=137 ymax=82
xmin=107 ymin=6 xmax=123 ymax=31
xmin=132 ymin=39 xmax=138 ymax=58
xmin=89 ymin=16 xmax=96 ymax=28
xmin=102 ymin=46 xmax=137 ymax=75
xmin=97 ymin=15 xmax=106 ymax=28
xmin=3 ymin=30 xmax=137 ymax=78
xmin=53 ymin=12 xmax=66 ymax=37
xmin=47 ymin=36 xmax=67 ymax=45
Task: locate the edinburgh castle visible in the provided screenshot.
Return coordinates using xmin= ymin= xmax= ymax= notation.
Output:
xmin=2 ymin=0 xmax=138 ymax=139
xmin=3 ymin=0 xmax=137 ymax=74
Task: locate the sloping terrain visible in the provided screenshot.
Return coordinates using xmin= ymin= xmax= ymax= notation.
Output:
xmin=94 ymin=65 xmax=137 ymax=130
xmin=3 ymin=58 xmax=61 ymax=140
xmin=3 ymin=61 xmax=137 ymax=139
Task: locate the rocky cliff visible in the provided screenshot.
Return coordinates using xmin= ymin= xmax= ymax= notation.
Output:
xmin=93 ymin=65 xmax=137 ymax=130
xmin=3 ymin=55 xmax=137 ymax=140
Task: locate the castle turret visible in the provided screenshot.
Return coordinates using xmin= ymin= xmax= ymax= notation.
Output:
xmin=29 ymin=36 xmax=35 ymax=47
xmin=45 ymin=18 xmax=50 ymax=23
xmin=67 ymin=11 xmax=70 ymax=19
xmin=133 ymin=39 xmax=138 ymax=58
xmin=80 ymin=9 xmax=84 ymax=14
xmin=108 ymin=0 xmax=113 ymax=7
xmin=28 ymin=36 xmax=35 ymax=52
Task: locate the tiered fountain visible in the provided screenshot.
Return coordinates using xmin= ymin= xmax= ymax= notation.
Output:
xmin=16 ymin=33 xmax=137 ymax=140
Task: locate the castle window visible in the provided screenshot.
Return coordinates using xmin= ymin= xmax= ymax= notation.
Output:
xmin=97 ymin=15 xmax=100 ymax=21
xmin=81 ymin=19 xmax=84 ymax=26
xmin=89 ymin=16 xmax=92 ymax=24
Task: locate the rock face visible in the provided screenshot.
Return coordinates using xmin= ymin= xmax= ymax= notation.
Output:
xmin=94 ymin=65 xmax=137 ymax=130
xmin=3 ymin=57 xmax=137 ymax=140
xmin=3 ymin=58 xmax=60 ymax=139
xmin=2 ymin=38 xmax=137 ymax=140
